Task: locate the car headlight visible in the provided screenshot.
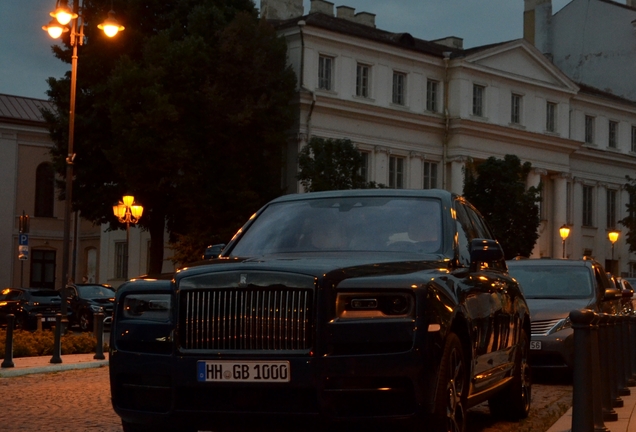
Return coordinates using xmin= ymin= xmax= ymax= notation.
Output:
xmin=122 ymin=294 xmax=171 ymax=322
xmin=90 ymin=305 xmax=104 ymax=313
xmin=336 ymin=292 xmax=414 ymax=319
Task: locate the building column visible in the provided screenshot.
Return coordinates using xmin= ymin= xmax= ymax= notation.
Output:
xmin=596 ymin=184 xmax=607 ymax=264
xmin=571 ymin=179 xmax=584 ymax=259
xmin=409 ymin=151 xmax=424 ymax=189
xmin=552 ymin=173 xmax=568 ymax=258
xmin=448 ymin=157 xmax=466 ymax=195
xmin=374 ymin=146 xmax=389 ymax=186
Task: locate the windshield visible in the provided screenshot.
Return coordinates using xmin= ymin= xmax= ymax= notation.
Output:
xmin=508 ymin=265 xmax=593 ymax=299
xmin=78 ymin=285 xmax=115 ymax=299
xmin=230 ymin=197 xmax=443 ymax=257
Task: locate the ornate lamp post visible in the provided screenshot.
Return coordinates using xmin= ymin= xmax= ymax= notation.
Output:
xmin=113 ymin=195 xmax=143 ymax=279
xmin=559 ymin=224 xmax=570 ymax=259
xmin=42 ymin=0 xmax=124 ymax=316
xmin=608 ymin=230 xmax=620 ymax=272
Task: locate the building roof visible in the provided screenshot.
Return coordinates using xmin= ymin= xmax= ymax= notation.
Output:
xmin=274 ymin=12 xmax=464 ymax=58
xmin=0 ymin=94 xmax=54 ymax=125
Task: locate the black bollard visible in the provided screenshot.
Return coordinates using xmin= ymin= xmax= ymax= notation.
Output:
xmin=93 ymin=312 xmax=105 ymax=360
xmin=590 ymin=313 xmax=609 ymax=432
xmin=599 ymin=314 xmax=619 ymax=421
xmin=621 ymin=315 xmax=636 ymax=386
xmin=613 ymin=315 xmax=631 ymax=396
xmin=50 ymin=313 xmax=63 ymax=364
xmin=630 ymin=314 xmax=636 ymax=380
xmin=36 ymin=313 xmax=42 ymax=332
xmin=570 ymin=308 xmax=595 ymax=432
xmin=607 ymin=315 xmax=624 ymax=407
xmin=1 ymin=314 xmax=15 ymax=368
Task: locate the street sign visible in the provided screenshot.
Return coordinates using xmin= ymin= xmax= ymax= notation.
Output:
xmin=18 ymin=234 xmax=28 ymax=260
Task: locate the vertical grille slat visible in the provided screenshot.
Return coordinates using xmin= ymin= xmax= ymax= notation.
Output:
xmin=180 ymin=287 xmax=313 ymax=351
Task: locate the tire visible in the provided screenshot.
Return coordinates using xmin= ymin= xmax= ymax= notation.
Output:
xmin=488 ymin=329 xmax=532 ymax=420
xmin=79 ymin=310 xmax=92 ymax=332
xmin=432 ymin=332 xmax=467 ymax=432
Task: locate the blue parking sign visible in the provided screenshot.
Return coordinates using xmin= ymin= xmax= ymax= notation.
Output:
xmin=19 ymin=234 xmax=28 ymax=245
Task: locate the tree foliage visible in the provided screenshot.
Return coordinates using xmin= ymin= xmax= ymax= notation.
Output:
xmin=619 ymin=176 xmax=636 ymax=253
xmin=463 ymin=155 xmax=541 ymax=259
xmin=297 ymin=137 xmax=383 ymax=192
xmin=42 ymin=0 xmax=297 ymax=270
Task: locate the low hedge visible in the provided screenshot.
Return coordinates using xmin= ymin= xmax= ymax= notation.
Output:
xmin=0 ymin=329 xmax=107 ymax=359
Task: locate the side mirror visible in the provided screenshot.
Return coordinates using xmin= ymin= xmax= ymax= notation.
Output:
xmin=203 ymin=243 xmax=226 ymax=260
xmin=469 ymin=238 xmax=505 ymax=270
xmin=604 ymin=288 xmax=622 ymax=300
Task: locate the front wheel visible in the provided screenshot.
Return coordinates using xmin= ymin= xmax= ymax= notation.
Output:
xmin=488 ymin=329 xmax=532 ymax=420
xmin=432 ymin=332 xmax=467 ymax=432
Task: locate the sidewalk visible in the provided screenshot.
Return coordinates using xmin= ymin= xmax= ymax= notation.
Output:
xmin=0 ymin=352 xmax=108 ymax=378
xmin=547 ymin=389 xmax=636 ymax=432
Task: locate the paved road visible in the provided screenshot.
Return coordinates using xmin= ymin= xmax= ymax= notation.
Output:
xmin=0 ymin=366 xmax=571 ymax=432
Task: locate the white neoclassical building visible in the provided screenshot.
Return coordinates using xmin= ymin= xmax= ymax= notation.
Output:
xmin=264 ymin=0 xmax=636 ymax=276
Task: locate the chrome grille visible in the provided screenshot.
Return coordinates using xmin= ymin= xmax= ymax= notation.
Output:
xmin=531 ymin=318 xmax=563 ymax=336
xmin=180 ymin=288 xmax=313 ymax=351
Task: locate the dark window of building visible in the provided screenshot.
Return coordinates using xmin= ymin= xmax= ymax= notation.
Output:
xmin=35 ymin=163 xmax=55 ymax=217
xmin=30 ymin=249 xmax=56 ymax=288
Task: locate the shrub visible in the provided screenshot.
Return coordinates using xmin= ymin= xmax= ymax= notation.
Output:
xmin=0 ymin=328 xmax=107 ymax=359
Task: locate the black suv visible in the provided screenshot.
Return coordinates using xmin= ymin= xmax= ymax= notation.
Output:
xmin=67 ymin=284 xmax=116 ymax=331
xmin=0 ymin=287 xmax=63 ymax=330
xmin=110 ymin=189 xmax=531 ymax=432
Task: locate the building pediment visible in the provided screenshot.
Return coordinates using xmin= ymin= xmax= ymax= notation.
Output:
xmin=462 ymin=39 xmax=578 ymax=93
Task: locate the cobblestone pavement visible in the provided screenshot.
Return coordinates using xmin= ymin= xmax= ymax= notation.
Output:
xmin=0 ymin=366 xmax=572 ymax=432
xmin=0 ymin=366 xmax=122 ymax=432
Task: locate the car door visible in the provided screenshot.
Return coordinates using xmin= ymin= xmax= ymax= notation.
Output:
xmin=455 ymin=200 xmax=514 ymax=389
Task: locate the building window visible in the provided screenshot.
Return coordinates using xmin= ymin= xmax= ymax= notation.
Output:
xmin=356 ymin=63 xmax=370 ymax=98
xmin=546 ymin=102 xmax=556 ymax=132
xmin=392 ymin=72 xmax=406 ymax=105
xmin=631 ymin=126 xmax=636 ymax=152
xmin=511 ymin=93 xmax=522 ymax=124
xmin=30 ymin=249 xmax=55 ymax=288
xmin=115 ymin=241 xmax=128 ymax=279
xmin=472 ymin=84 xmax=484 ymax=116
xmin=582 ymin=185 xmax=594 ymax=227
xmin=318 ymin=55 xmax=333 ymax=91
xmin=426 ymin=80 xmax=438 ymax=112
xmin=359 ymin=152 xmax=369 ymax=181
xmin=423 ymin=162 xmax=438 ymax=189
xmin=609 ymin=121 xmax=618 ymax=148
xmin=585 ymin=115 xmax=595 ymax=144
xmin=35 ymin=163 xmax=55 ymax=217
xmin=389 ymin=156 xmax=404 ymax=188
xmin=607 ymin=189 xmax=617 ymax=229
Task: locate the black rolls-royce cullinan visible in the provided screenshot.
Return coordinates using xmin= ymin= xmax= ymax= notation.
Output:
xmin=109 ymin=189 xmax=531 ymax=432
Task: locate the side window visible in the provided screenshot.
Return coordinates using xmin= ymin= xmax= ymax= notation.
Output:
xmin=464 ymin=205 xmax=493 ymax=239
xmin=454 ymin=202 xmax=477 ymax=266
xmin=5 ymin=290 xmax=22 ymax=301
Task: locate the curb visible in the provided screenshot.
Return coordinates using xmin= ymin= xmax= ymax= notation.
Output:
xmin=0 ymin=359 xmax=108 ymax=378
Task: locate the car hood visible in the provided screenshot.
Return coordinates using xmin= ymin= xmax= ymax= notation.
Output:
xmin=180 ymin=253 xmax=450 ymax=284
xmin=526 ymin=297 xmax=595 ymax=321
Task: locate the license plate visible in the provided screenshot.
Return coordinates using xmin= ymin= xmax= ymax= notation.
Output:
xmin=197 ymin=360 xmax=290 ymax=382
xmin=41 ymin=317 xmax=56 ymax=322
xmin=530 ymin=341 xmax=541 ymax=350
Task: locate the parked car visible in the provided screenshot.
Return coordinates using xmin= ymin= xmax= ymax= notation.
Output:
xmin=67 ymin=284 xmax=116 ymax=331
xmin=110 ymin=189 xmax=532 ymax=432
xmin=0 ymin=287 xmax=63 ymax=330
xmin=608 ymin=274 xmax=635 ymax=314
xmin=507 ymin=258 xmax=622 ymax=372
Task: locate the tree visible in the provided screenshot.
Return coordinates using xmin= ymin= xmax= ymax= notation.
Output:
xmin=297 ymin=137 xmax=383 ymax=191
xmin=42 ymin=0 xmax=297 ymax=269
xmin=463 ymin=155 xmax=541 ymax=259
xmin=619 ymin=176 xmax=636 ymax=253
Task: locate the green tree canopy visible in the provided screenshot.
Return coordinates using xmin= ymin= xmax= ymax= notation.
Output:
xmin=297 ymin=137 xmax=382 ymax=192
xmin=619 ymin=176 xmax=636 ymax=253
xmin=43 ymin=0 xmax=297 ymax=270
xmin=463 ymin=155 xmax=541 ymax=259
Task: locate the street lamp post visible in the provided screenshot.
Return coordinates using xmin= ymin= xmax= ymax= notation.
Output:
xmin=42 ymin=0 xmax=124 ymax=316
xmin=559 ymin=224 xmax=570 ymax=259
xmin=113 ymin=196 xmax=143 ymax=279
xmin=609 ymin=230 xmax=620 ymax=273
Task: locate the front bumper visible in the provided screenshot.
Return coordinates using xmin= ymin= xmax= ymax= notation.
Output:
xmin=110 ymin=346 xmax=437 ymax=429
xmin=529 ymin=328 xmax=574 ymax=370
